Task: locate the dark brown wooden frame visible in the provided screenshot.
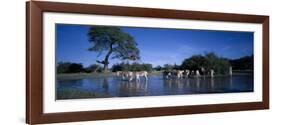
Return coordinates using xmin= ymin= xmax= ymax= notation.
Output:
xmin=26 ymin=1 xmax=269 ymax=124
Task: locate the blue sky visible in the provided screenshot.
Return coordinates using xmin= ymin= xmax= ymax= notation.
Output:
xmin=56 ymin=24 xmax=253 ymax=67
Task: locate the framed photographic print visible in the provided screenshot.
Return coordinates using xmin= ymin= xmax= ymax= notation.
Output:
xmin=26 ymin=1 xmax=269 ymax=124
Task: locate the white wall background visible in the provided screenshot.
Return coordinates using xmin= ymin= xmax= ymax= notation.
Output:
xmin=0 ymin=0 xmax=279 ymax=124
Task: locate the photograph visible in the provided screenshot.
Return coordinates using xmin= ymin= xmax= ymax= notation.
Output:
xmin=25 ymin=1 xmax=269 ymax=124
xmin=55 ymin=24 xmax=254 ymax=100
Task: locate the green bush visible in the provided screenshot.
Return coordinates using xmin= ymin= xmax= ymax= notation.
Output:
xmin=57 ymin=62 xmax=84 ymax=74
xmin=154 ymin=65 xmax=162 ymax=71
xmin=111 ymin=62 xmax=153 ymax=72
xmin=181 ymin=52 xmax=231 ymax=75
xmin=84 ymin=64 xmax=102 ymax=73
xmin=230 ymin=55 xmax=253 ymax=70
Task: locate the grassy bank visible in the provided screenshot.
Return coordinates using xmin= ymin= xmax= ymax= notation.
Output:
xmin=57 ymin=72 xmax=114 ymax=80
xmin=57 ymin=71 xmax=163 ymax=80
xmin=57 ymin=70 xmax=252 ymax=80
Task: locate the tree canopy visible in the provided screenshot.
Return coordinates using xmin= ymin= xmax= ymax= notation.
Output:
xmin=181 ymin=52 xmax=231 ymax=75
xmin=88 ymin=26 xmax=140 ymax=71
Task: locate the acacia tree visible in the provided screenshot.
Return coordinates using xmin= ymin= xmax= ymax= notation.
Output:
xmin=88 ymin=26 xmax=140 ymax=72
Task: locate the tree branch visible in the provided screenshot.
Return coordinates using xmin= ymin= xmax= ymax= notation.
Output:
xmin=96 ymin=60 xmax=105 ymax=64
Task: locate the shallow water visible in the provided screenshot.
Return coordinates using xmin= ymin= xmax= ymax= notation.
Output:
xmin=56 ymin=74 xmax=253 ymax=100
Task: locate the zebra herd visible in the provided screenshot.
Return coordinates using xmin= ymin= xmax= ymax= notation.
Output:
xmin=163 ymin=67 xmax=232 ymax=79
xmin=163 ymin=69 xmax=213 ymax=79
xmin=116 ymin=71 xmax=148 ymax=82
xmin=115 ymin=67 xmax=233 ymax=82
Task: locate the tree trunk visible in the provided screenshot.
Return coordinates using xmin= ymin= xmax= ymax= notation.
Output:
xmin=103 ymin=58 xmax=109 ymax=72
xmin=98 ymin=43 xmax=113 ymax=72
